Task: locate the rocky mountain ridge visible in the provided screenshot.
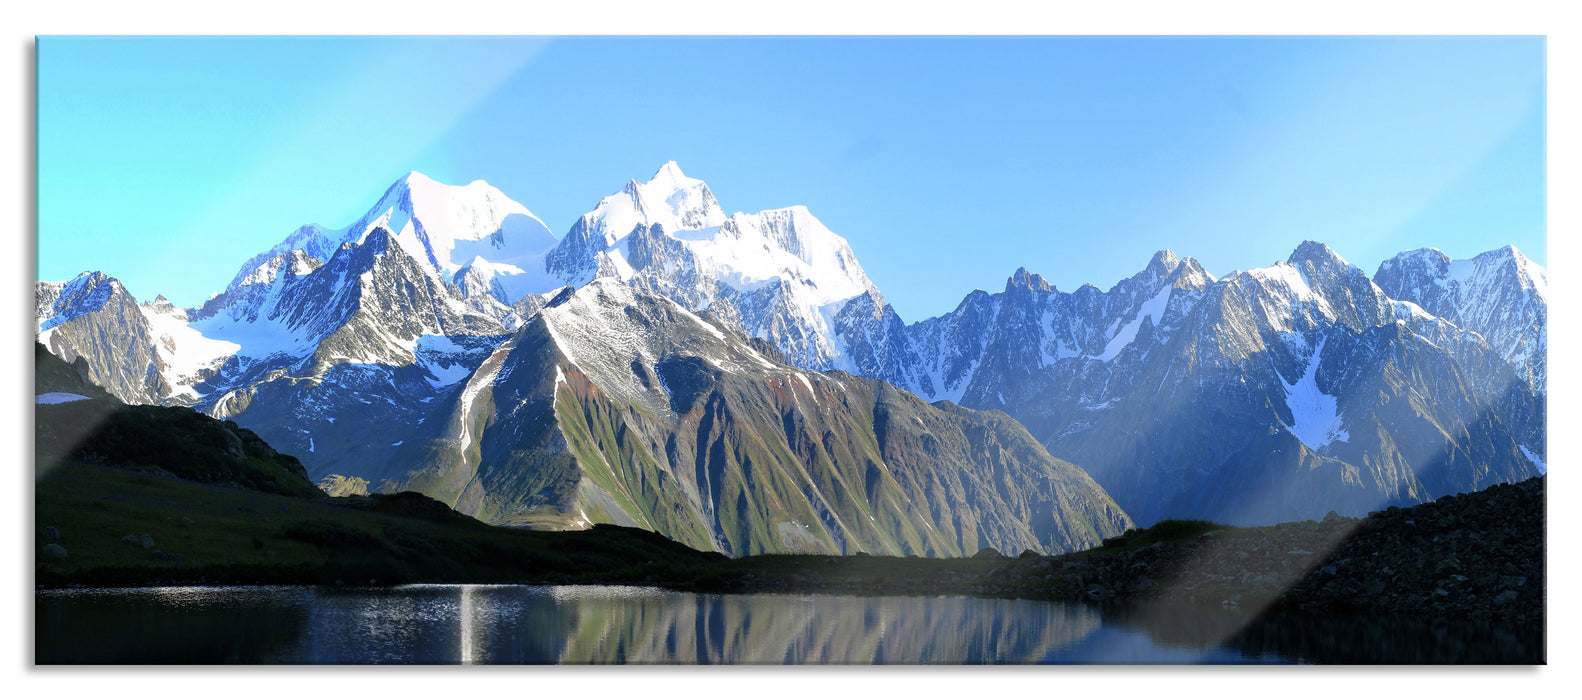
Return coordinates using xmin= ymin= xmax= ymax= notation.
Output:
xmin=837 ymin=242 xmax=1544 ymax=526
xmin=363 ymin=279 xmax=1134 ymax=556
xmin=37 ymin=163 xmax=1546 ymax=539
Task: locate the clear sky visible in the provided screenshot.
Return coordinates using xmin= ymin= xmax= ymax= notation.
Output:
xmin=37 ymin=36 xmax=1545 ymax=321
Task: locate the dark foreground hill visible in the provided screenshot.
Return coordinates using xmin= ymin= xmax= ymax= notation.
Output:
xmin=35 ymin=343 xmax=321 ymax=498
xmin=35 ymin=460 xmax=725 ymax=588
xmin=35 ymin=341 xmax=725 ymax=586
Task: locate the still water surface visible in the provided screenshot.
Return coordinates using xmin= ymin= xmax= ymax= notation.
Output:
xmin=35 ymin=585 xmax=1538 ymax=664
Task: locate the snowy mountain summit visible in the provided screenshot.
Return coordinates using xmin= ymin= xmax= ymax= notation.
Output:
xmin=35 ymin=163 xmax=1548 ymax=535
xmin=227 ymin=172 xmax=557 ymax=297
xmin=546 ymin=161 xmax=880 ymax=370
xmin=216 ymin=162 xmax=881 ymax=373
xmin=35 ymin=163 xmax=887 ymax=407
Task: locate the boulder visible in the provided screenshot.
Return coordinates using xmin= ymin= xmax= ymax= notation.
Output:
xmin=42 ymin=543 xmax=68 ymax=560
xmin=42 ymin=526 xmax=60 ymax=540
xmin=123 ymin=533 xmax=156 ymax=549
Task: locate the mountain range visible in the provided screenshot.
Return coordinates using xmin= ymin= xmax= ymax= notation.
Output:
xmin=36 ymin=162 xmax=1545 ymax=549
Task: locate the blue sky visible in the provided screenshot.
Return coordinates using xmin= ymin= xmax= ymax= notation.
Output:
xmin=37 ymin=36 xmax=1544 ymax=320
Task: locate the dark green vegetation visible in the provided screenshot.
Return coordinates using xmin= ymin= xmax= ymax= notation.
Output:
xmin=35 ymin=343 xmax=321 ymax=498
xmin=35 ymin=460 xmax=724 ymax=588
xmin=38 ymin=402 xmax=323 ymax=499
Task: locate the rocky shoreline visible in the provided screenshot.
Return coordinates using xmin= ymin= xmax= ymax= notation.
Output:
xmin=677 ymin=476 xmax=1545 ymax=633
xmin=953 ymin=476 xmax=1546 ymax=626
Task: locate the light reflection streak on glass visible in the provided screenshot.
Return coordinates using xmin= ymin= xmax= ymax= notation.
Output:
xmin=460 ymin=584 xmax=475 ymax=664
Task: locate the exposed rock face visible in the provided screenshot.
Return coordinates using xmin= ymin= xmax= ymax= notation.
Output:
xmin=1373 ymin=245 xmax=1547 ymax=394
xmin=317 ymin=474 xmax=371 ymax=497
xmin=375 ymin=280 xmax=1132 ymax=557
xmin=36 ymin=272 xmax=166 ymax=403
xmin=834 ymin=243 xmax=1544 ymax=526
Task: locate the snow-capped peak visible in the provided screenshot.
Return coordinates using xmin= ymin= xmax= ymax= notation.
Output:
xmin=357 ymin=171 xmax=557 ymax=276
xmin=37 ymin=271 xmax=118 ymax=333
xmin=227 ymin=224 xmax=339 ymax=291
xmin=576 ymin=162 xmax=727 ymax=249
xmin=1145 ymin=249 xmax=1181 ymax=276
xmin=227 ymin=172 xmax=557 ymax=301
xmin=647 ymin=160 xmax=693 ymax=192
xmin=1287 ymin=239 xmax=1357 ymax=272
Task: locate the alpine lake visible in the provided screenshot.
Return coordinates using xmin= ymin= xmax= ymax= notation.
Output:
xmin=34 ymin=583 xmax=1540 ymax=664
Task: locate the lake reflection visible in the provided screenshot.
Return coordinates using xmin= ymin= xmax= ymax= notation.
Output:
xmin=35 ymin=585 xmax=1529 ymax=664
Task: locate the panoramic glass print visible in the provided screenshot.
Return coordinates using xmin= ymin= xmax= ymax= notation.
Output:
xmin=34 ymin=36 xmax=1545 ymax=664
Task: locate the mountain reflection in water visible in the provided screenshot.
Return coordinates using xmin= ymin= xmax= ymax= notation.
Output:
xmin=35 ymin=585 xmax=1536 ymax=664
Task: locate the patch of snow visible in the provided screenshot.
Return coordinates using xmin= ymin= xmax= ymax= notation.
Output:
xmin=392 ymin=440 xmax=403 ymax=447
xmin=454 ymin=347 xmax=507 ymax=456
xmin=413 ymin=334 xmax=478 ymax=389
xmin=1279 ymin=335 xmax=1348 ymax=450
xmin=1520 ymin=444 xmax=1546 ymax=475
xmin=139 ymin=304 xmax=242 ymax=398
xmin=1095 ymin=284 xmax=1172 ymax=362
xmin=35 ymin=392 xmax=90 ymax=404
xmin=1390 ymin=299 xmax=1435 ymax=322
xmin=455 ymin=255 xmax=560 ymax=305
xmin=1445 ymin=257 xmax=1478 ymax=290
xmin=1234 ymin=261 xmax=1341 ymax=332
xmin=670 ymin=302 xmax=726 ymax=340
xmin=793 ymin=372 xmax=816 ymax=402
